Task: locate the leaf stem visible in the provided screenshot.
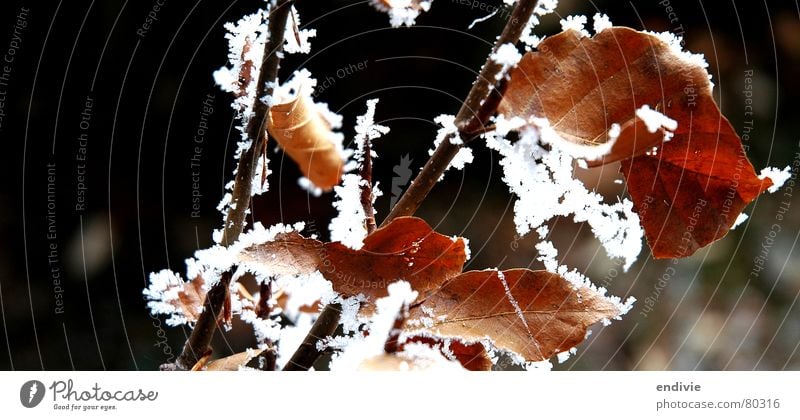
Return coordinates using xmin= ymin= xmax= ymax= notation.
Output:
xmin=168 ymin=0 xmax=295 ymax=371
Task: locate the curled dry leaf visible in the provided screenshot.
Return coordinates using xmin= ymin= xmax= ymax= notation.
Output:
xmin=404 ymin=269 xmax=621 ymax=363
xmin=268 ymin=93 xmax=344 ymax=190
xmin=205 ymin=349 xmax=266 ymax=371
xmin=499 ymin=27 xmax=773 ymax=258
xmin=239 ymin=217 xmax=467 ymax=310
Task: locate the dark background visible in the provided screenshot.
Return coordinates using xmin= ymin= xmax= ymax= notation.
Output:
xmin=1 ymin=0 xmax=798 ymax=370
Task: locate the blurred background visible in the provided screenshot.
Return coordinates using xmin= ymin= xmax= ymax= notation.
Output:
xmin=0 ymin=0 xmax=798 ymax=370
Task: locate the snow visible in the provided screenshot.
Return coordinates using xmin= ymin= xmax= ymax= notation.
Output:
xmin=560 ymin=15 xmax=590 ymax=38
xmin=592 ymin=13 xmax=612 ymax=33
xmin=429 ymin=114 xmax=474 ymax=179
xmin=491 ymin=43 xmax=522 ymax=81
xmin=636 ymin=104 xmax=678 ymax=139
xmin=759 ymin=166 xmax=792 ymax=193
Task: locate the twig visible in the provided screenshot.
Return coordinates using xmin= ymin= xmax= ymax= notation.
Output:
xmin=174 ymin=271 xmax=233 ymax=370
xmin=382 ymin=0 xmax=538 ymax=225
xmin=360 ymin=138 xmax=377 ymax=234
xmin=168 ymin=0 xmax=295 ymax=371
xmin=255 ymin=281 xmax=277 ymax=370
xmin=283 ymin=0 xmax=540 ymax=371
xmin=282 ymin=134 xmax=376 ymax=370
xmin=282 ymin=303 xmax=341 ymax=371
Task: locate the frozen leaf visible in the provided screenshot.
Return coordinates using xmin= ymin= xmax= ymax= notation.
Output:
xmin=205 ymin=349 xmax=265 ymax=371
xmin=268 ymin=78 xmax=345 ymax=190
xmin=239 ymin=217 xmax=467 ymax=310
xmin=500 ymin=27 xmax=702 ymax=165
xmin=499 ymin=27 xmax=776 ymax=258
xmin=404 ymin=269 xmax=622 ymax=362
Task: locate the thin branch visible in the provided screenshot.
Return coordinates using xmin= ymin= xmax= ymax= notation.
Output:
xmin=360 ymin=138 xmax=377 ymax=235
xmin=168 ymin=0 xmax=295 ymax=371
xmin=174 ymin=271 xmax=233 ymax=370
xmin=283 ymin=0 xmax=540 ymax=371
xmin=282 ymin=303 xmax=341 ymax=371
xmin=255 ymin=281 xmax=277 ymax=371
xmin=382 ymin=0 xmax=537 ymax=225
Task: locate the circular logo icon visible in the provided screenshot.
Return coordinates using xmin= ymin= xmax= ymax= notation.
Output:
xmin=20 ymin=380 xmax=45 ymax=408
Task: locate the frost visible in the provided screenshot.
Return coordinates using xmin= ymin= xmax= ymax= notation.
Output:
xmin=283 ymin=7 xmax=316 ymax=54
xmin=556 ymin=347 xmax=577 ymax=363
xmin=560 ymin=15 xmax=590 ymax=38
xmin=759 ymin=166 xmax=791 ymax=193
xmin=370 ymin=0 xmax=432 ymax=28
xmin=518 ymin=0 xmax=559 ymax=50
xmin=297 ymin=177 xmax=323 ymax=197
xmin=191 ymin=221 xmax=306 ymax=285
xmin=608 ymin=122 xmax=621 ymax=140
xmin=143 ymin=269 xmax=193 ymax=326
xmin=429 ymin=114 xmax=473 ymax=179
xmin=329 ymin=281 xmax=418 ymax=371
xmin=274 ymin=271 xmax=332 ymax=322
xmin=329 ymin=99 xmax=389 ymax=250
xmin=731 ymin=213 xmax=749 ymax=230
xmin=592 ymin=13 xmax=612 ymax=34
xmin=636 ymin=104 xmax=678 ymax=140
xmin=354 ymin=99 xmax=390 ymax=157
xmin=485 ymin=124 xmax=643 ymax=271
xmin=490 ymin=43 xmax=522 ymax=81
xmin=467 ymin=9 xmax=498 ymax=30
xmin=645 ymin=30 xmax=710 ymax=74
xmin=240 ymin=309 xmax=281 ymax=342
xmin=330 ymin=175 xmax=368 ymax=249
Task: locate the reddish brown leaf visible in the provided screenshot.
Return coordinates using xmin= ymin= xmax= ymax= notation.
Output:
xmin=404 ymin=269 xmax=622 ymax=363
xmin=499 ymin=27 xmax=774 ymax=258
xmin=239 ymin=217 xmax=467 ymax=309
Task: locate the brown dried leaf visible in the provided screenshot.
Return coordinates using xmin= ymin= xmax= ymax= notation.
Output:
xmin=405 ymin=269 xmax=621 ymax=362
xmin=401 ymin=336 xmax=493 ymax=371
xmin=499 ymin=27 xmax=774 ymax=258
xmin=268 ymin=93 xmax=344 ymax=190
xmin=174 ymin=275 xmax=206 ymax=323
xmin=205 ymin=349 xmax=263 ymax=371
xmin=239 ymin=217 xmax=467 ymax=309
